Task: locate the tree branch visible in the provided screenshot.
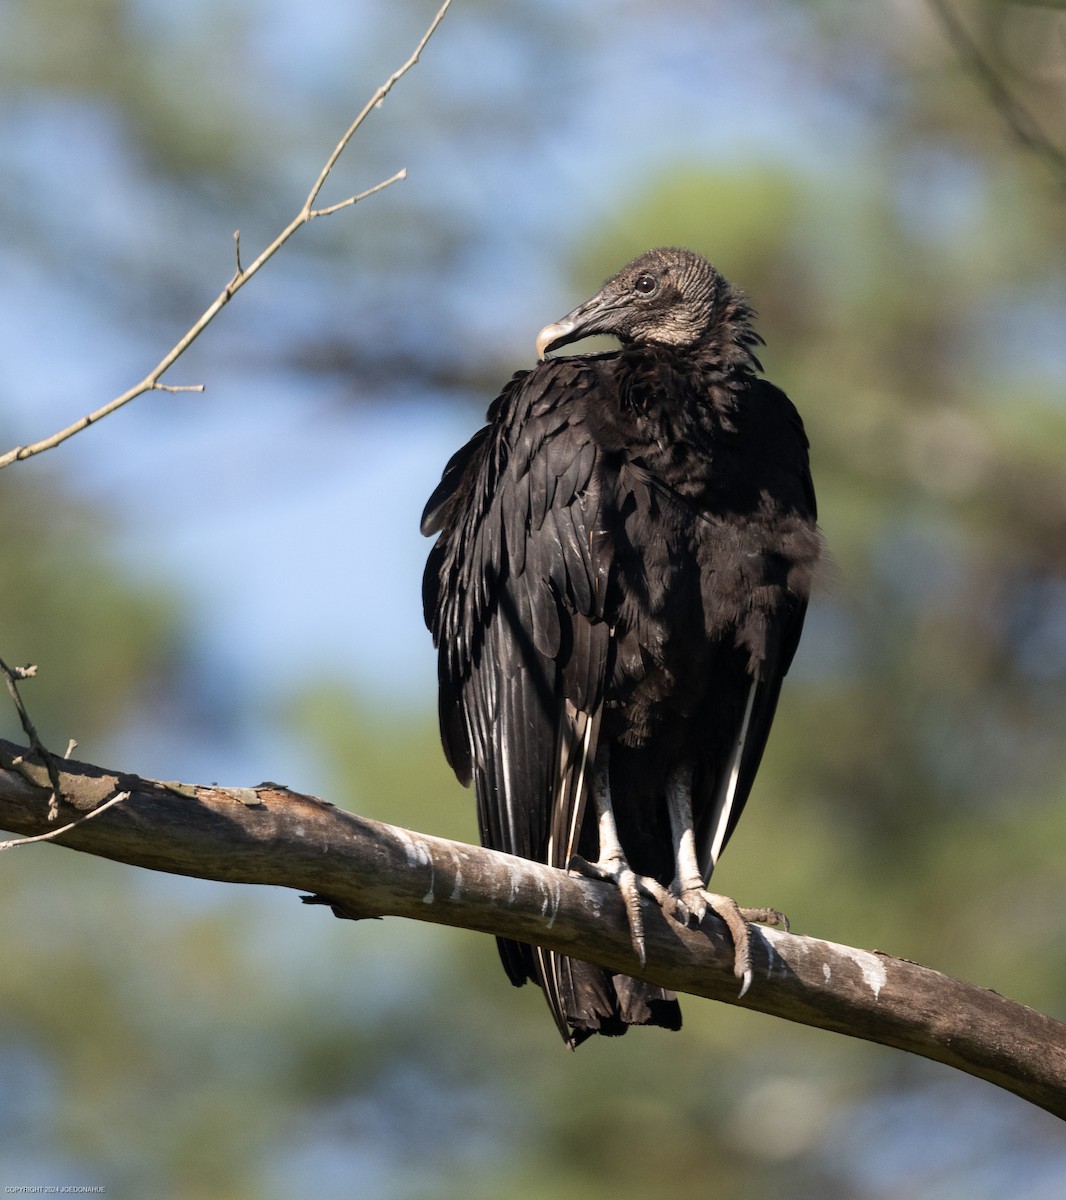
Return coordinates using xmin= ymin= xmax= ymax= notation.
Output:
xmin=0 ymin=0 xmax=452 ymax=472
xmin=1 ymin=736 xmax=1063 ymax=1119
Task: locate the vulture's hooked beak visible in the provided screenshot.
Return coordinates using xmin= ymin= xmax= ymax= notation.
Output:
xmin=535 ymin=320 xmax=570 ymax=362
xmin=535 ymin=295 xmax=614 ymax=361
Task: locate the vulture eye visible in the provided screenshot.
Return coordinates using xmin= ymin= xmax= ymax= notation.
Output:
xmin=633 ymin=273 xmax=658 ymax=295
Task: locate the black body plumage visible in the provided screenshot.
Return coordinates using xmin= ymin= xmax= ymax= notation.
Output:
xmin=422 ymin=248 xmax=820 ymax=1045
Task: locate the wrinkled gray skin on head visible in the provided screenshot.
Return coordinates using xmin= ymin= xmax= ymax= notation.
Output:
xmin=536 ymin=247 xmax=726 ymax=360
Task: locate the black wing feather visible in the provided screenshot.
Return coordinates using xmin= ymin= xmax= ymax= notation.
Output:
xmin=686 ymin=378 xmax=820 ymax=874
xmin=421 ymin=362 xmax=616 ymax=1031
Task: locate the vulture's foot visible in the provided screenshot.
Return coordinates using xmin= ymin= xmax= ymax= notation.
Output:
xmin=568 ymin=853 xmax=677 ymax=967
xmin=676 ymin=889 xmax=789 ymax=997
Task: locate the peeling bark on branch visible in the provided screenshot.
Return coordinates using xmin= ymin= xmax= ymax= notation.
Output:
xmin=1 ymin=735 xmax=1064 ymax=1119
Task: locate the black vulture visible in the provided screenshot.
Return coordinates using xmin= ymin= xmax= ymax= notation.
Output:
xmin=422 ymin=247 xmax=821 ymax=1046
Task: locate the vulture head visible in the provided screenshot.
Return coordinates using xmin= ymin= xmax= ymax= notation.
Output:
xmin=535 ymin=247 xmax=746 ymax=360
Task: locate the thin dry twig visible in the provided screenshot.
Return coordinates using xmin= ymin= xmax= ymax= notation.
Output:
xmin=0 ymin=657 xmax=63 ymax=819
xmin=0 ymin=0 xmax=452 ymax=471
xmin=0 ymin=789 xmax=130 ymax=851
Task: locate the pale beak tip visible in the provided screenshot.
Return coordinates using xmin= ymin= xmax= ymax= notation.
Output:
xmin=535 ymin=322 xmax=563 ymax=362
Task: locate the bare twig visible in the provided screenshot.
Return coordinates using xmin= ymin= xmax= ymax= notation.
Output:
xmin=928 ymin=0 xmax=1066 ymax=190
xmin=0 ymin=658 xmax=63 ymax=819
xmin=0 ymin=789 xmax=129 ymax=851
xmin=0 ymin=0 xmax=453 ymax=471
xmin=1 ymin=735 xmax=1065 ymax=1120
xmin=302 ymin=0 xmax=451 ymax=218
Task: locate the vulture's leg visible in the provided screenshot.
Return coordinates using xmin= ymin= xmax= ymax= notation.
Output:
xmin=569 ymin=752 xmax=674 ymax=967
xmin=666 ymin=764 xmax=787 ymax=997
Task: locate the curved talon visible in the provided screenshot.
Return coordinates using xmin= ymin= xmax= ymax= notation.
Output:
xmin=675 ymin=890 xmax=779 ymax=997
xmin=700 ymin=892 xmax=753 ymax=991
xmin=676 ymin=885 xmax=708 ymax=926
xmin=569 ymin=854 xmax=678 ymax=967
xmin=672 ymin=891 xmax=788 ymax=995
xmin=616 ymin=868 xmax=647 ymax=965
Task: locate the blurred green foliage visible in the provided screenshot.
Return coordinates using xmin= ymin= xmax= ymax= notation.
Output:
xmin=2 ymin=1 xmax=1066 ymax=1197
xmin=0 ymin=468 xmax=182 ymax=745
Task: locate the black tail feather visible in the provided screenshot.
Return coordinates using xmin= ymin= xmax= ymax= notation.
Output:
xmin=497 ymin=936 xmax=681 ymax=1046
